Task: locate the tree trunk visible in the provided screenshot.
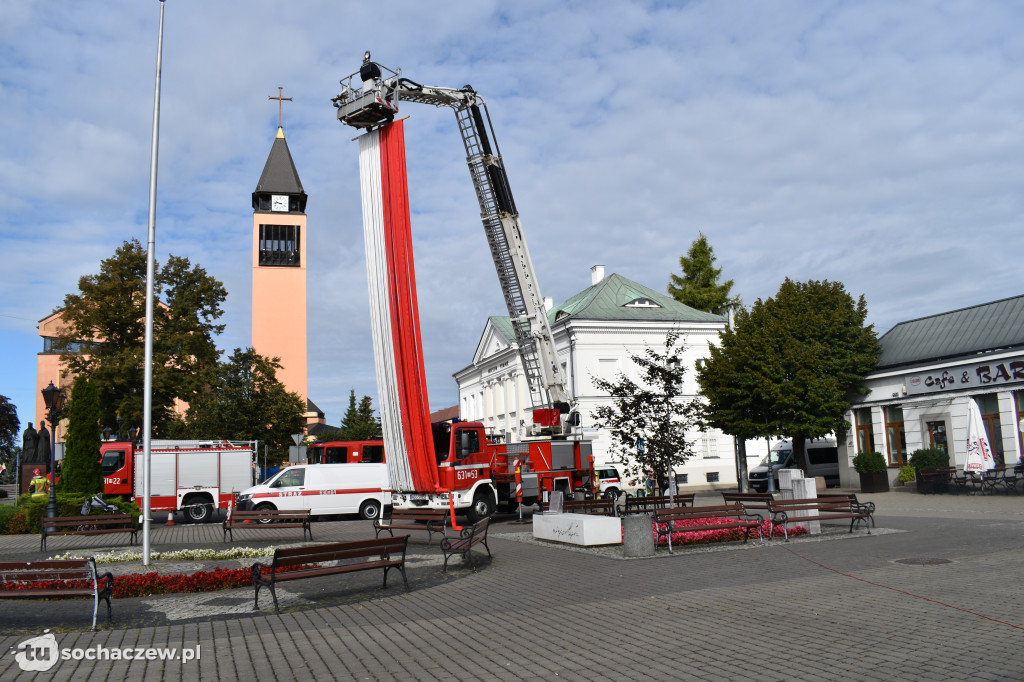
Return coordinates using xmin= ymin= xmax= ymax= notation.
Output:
xmin=793 ymin=436 xmax=811 ymax=476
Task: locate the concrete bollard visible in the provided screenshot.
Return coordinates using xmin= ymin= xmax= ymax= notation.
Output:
xmin=623 ymin=513 xmax=655 ymax=557
xmin=778 ymin=468 xmax=801 ymax=500
xmin=791 ymin=477 xmax=820 ymax=534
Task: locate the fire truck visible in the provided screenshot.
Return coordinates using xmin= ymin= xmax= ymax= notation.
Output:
xmin=306 ymin=440 xmax=385 ymax=464
xmin=101 ymin=439 xmax=257 ymax=523
xmin=333 ymin=54 xmax=593 ymax=521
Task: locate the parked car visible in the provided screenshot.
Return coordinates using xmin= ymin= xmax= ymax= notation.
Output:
xmin=747 ymin=438 xmax=840 ymax=492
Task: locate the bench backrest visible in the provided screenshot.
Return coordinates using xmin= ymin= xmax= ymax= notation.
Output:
xmin=625 ymin=494 xmax=695 ymax=510
xmin=229 ymin=509 xmax=309 ymax=520
xmin=768 ymin=498 xmax=857 ymax=513
xmin=388 ymin=509 xmax=448 ymax=521
xmin=0 ymin=559 xmax=95 ymax=583
xmin=654 ymin=503 xmax=749 ymax=521
xmin=273 ymin=536 xmax=409 ymax=569
xmin=43 ymin=515 xmax=135 ymax=529
xmin=721 ymin=492 xmax=773 ymax=506
xmin=562 ymin=499 xmax=615 ymax=515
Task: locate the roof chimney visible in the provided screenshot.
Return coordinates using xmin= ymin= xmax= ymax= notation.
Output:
xmin=544 ymin=297 xmax=553 ymax=311
xmin=590 ymin=264 xmax=605 ymax=286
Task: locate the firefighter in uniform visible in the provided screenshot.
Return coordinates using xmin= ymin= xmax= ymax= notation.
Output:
xmin=29 ymin=468 xmax=49 ymax=499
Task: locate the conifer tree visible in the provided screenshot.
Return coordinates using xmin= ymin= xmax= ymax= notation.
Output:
xmin=62 ymin=376 xmax=103 ymax=494
xmin=668 ymin=232 xmax=735 ymax=313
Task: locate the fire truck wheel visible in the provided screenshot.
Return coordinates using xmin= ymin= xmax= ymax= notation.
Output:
xmin=466 ymin=491 xmax=495 ymax=523
xmin=359 ymin=499 xmax=382 ymax=520
xmin=185 ymin=502 xmax=212 ymax=524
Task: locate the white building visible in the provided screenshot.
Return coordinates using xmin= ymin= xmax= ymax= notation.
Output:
xmin=840 ymin=295 xmax=1024 ymax=487
xmin=454 ymin=266 xmax=759 ymax=489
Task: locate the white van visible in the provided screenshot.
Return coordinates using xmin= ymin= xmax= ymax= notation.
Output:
xmin=747 ymin=438 xmax=840 ymax=492
xmin=235 ymin=463 xmax=391 ymax=519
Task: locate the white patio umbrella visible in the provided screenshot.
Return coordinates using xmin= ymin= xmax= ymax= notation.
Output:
xmin=963 ymin=398 xmax=995 ymax=473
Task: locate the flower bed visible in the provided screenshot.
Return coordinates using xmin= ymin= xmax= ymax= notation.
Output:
xmin=0 ymin=563 xmax=311 ymax=599
xmin=652 ymin=516 xmax=807 ymax=546
xmin=51 ymin=547 xmax=274 ymax=564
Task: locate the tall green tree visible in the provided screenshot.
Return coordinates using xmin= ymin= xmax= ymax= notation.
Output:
xmin=172 ymin=348 xmax=305 ymax=466
xmin=313 ymin=391 xmax=381 ymax=442
xmin=697 ymin=278 xmax=880 ymax=472
xmin=54 ymin=239 xmax=227 ymax=436
xmin=62 ymin=376 xmax=103 ymax=495
xmin=668 ymin=232 xmax=735 ymax=313
xmin=591 ymin=333 xmax=700 ymax=491
xmin=0 ymin=395 xmax=18 ymax=478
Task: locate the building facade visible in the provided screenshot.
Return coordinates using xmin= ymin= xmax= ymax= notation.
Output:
xmin=454 ymin=266 xmax=761 ymax=488
xmin=840 ymin=295 xmax=1024 ymax=487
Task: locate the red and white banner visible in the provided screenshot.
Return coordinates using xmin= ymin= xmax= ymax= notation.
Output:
xmin=358 ymin=121 xmax=440 ymax=493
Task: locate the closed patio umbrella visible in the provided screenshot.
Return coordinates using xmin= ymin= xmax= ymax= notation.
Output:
xmin=963 ymin=398 xmax=995 ymax=473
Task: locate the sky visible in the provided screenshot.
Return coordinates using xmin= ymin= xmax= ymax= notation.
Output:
xmin=2 ymin=0 xmax=1023 ymax=432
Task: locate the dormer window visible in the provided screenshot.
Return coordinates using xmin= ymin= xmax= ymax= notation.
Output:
xmin=625 ymin=297 xmax=660 ymax=308
xmin=555 ymin=310 xmax=570 ymax=321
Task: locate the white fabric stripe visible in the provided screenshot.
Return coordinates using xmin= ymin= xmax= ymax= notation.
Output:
xmin=358 ymin=130 xmax=414 ymax=492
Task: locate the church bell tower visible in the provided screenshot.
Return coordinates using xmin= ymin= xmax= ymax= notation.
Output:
xmin=251 ymin=88 xmax=308 ymax=403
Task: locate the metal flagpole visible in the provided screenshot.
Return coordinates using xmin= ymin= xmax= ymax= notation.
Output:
xmin=142 ymin=0 xmax=166 ymax=566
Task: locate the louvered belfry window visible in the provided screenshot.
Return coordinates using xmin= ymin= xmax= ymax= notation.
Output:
xmin=259 ymin=224 xmax=300 ymax=266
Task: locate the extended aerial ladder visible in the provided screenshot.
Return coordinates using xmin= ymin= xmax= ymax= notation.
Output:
xmin=333 ymin=53 xmax=573 ymax=426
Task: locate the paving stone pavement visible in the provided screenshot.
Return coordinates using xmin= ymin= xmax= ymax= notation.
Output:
xmin=1 ymin=489 xmax=1023 ymax=680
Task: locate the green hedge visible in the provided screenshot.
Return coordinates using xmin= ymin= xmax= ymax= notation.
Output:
xmin=852 ymin=450 xmax=888 ymax=474
xmin=909 ymin=448 xmax=949 ymax=470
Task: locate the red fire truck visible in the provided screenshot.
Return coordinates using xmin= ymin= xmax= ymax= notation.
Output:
xmin=101 ymin=439 xmax=257 ymax=523
xmin=333 ymin=55 xmax=593 ymax=521
xmin=306 ymin=440 xmax=385 ymax=464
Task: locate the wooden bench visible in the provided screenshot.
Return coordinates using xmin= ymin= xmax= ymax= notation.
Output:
xmin=0 ymin=558 xmax=113 ymax=630
xmin=251 ymin=536 xmax=409 ymax=612
xmin=223 ymin=508 xmax=312 ymax=542
xmin=653 ymin=504 xmax=763 ymax=553
xmin=40 ymin=514 xmax=138 ymax=552
xmin=721 ymin=491 xmax=774 ymax=512
xmin=767 ymin=497 xmax=873 ymax=541
xmin=374 ymin=508 xmax=449 ymax=544
xmin=440 ymin=518 xmax=491 ymax=571
xmin=620 ymin=493 xmax=695 ymax=515
xmin=538 ymin=498 xmax=617 ymax=516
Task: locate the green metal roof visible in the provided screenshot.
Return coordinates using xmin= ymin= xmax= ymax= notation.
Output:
xmin=877 ymin=294 xmax=1024 ymax=369
xmin=487 ymin=273 xmax=724 ymax=343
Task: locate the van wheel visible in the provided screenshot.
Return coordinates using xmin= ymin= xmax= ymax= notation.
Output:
xmin=254 ymin=502 xmax=276 ymax=524
xmin=185 ymin=501 xmax=212 ymax=524
xmin=359 ymin=500 xmax=382 ymax=520
xmin=602 ymin=487 xmax=620 ymax=501
xmin=466 ymin=491 xmax=495 ymax=523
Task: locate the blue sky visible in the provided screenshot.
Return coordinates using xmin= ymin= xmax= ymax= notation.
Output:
xmin=2 ymin=0 xmax=1023 ymax=431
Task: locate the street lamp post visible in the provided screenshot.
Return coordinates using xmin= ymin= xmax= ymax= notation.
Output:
xmin=41 ymin=381 xmax=66 ymax=521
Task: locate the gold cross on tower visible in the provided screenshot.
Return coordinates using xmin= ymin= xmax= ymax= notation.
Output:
xmin=268 ymin=87 xmax=293 ymax=128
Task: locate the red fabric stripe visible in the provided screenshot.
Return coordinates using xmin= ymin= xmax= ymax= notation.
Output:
xmin=379 ymin=121 xmax=441 ymax=493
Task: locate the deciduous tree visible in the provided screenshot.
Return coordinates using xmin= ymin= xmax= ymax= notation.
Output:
xmin=697 ymin=278 xmax=880 ymax=472
xmin=54 ymin=239 xmax=226 ymax=436
xmin=0 ymin=395 xmax=18 ymax=476
xmin=591 ymin=333 xmax=700 ymax=492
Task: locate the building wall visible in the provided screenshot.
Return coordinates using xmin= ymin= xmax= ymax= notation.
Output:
xmin=456 ymin=311 xmax=765 ymax=489
xmin=841 ymin=349 xmax=1024 ymax=487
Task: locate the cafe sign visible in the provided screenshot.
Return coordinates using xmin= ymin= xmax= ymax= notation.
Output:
xmin=906 ymin=356 xmax=1024 ymax=396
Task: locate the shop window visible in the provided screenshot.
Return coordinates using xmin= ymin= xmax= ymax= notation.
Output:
xmin=1016 ymin=391 xmax=1024 ymax=460
xmin=884 ymin=406 xmax=907 ymax=466
xmin=855 ymin=408 xmax=875 ymax=454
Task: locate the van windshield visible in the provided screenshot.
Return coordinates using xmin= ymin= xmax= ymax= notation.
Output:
xmin=760 ymin=449 xmax=791 ymax=467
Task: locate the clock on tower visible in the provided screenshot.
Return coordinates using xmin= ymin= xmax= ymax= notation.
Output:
xmin=271 ymin=194 xmax=289 ymax=212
